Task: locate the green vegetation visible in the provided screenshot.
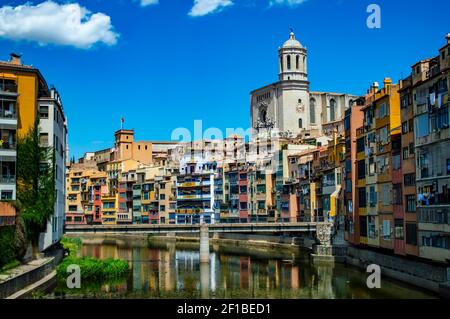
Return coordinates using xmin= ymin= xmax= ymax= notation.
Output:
xmin=0 ymin=226 xmax=18 ymax=269
xmin=16 ymin=117 xmax=55 ymax=257
xmin=56 ymin=257 xmax=129 ymax=281
xmin=57 ymin=236 xmax=129 ymax=281
xmin=60 ymin=236 xmax=82 ymax=255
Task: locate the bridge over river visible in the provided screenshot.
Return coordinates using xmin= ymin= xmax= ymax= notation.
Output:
xmin=64 ymin=222 xmax=336 ymax=246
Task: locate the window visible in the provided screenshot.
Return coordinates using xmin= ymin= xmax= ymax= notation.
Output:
xmin=402 ymin=121 xmax=409 ymax=134
xmin=393 ymin=184 xmax=402 ymax=205
xmin=257 ymin=201 xmax=265 ymax=210
xmin=404 ymin=173 xmax=416 ymax=187
xmin=329 ymin=99 xmax=336 ymax=122
xmin=287 ymin=55 xmax=291 ymax=69
xmin=402 ymin=147 xmax=410 ymax=160
xmin=447 ymin=159 xmax=450 ymax=175
xmin=380 ymin=184 xmax=391 ymax=205
xmin=298 ymin=118 xmax=302 ymax=128
xmin=416 ymin=113 xmax=429 ymax=138
xmin=405 ymin=223 xmax=417 ymax=245
xmin=39 ymin=133 xmax=49 ymax=147
xmin=357 ymin=160 xmax=366 ymax=180
xmin=1 ymin=190 xmax=13 ymax=200
xmin=240 ymin=202 xmax=248 ymax=210
xmin=395 ymin=219 xmax=404 ymax=239
xmin=295 ymin=55 xmax=299 ymax=69
xmin=378 ymin=126 xmax=388 ymax=144
xmin=369 ymin=157 xmax=376 ymax=175
xmin=368 ymin=216 xmax=376 ymax=238
xmin=160 ymin=205 xmax=166 ymax=212
xmin=160 ymin=194 xmax=165 ymax=200
xmin=356 ymin=137 xmax=365 ymax=153
xmin=359 ymin=216 xmax=367 ymax=237
xmin=239 ymin=186 xmax=247 ymax=194
xmin=39 ymin=105 xmax=48 ymax=118
xmin=358 ymin=187 xmax=366 ymax=207
xmin=103 ymin=202 xmax=115 ymax=209
xmin=406 ymin=195 xmax=416 ymax=212
xmin=310 ymin=98 xmax=316 ymax=124
xmin=393 ymin=154 xmax=401 ymax=170
xmin=383 ymin=220 xmax=391 ymax=240
xmin=369 ymin=186 xmax=377 ymax=207
xmin=68 ymin=205 xmax=77 ymax=212
xmin=378 ymin=103 xmax=387 ymax=119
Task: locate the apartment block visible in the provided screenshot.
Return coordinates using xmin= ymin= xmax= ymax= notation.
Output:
xmin=413 ymin=35 xmax=450 ymax=263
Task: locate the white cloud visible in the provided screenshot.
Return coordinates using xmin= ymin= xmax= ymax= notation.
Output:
xmin=140 ymin=0 xmax=159 ymax=7
xmin=0 ymin=1 xmax=118 ymax=49
xmin=189 ymin=0 xmax=233 ymax=17
xmin=270 ymin=0 xmax=307 ymax=6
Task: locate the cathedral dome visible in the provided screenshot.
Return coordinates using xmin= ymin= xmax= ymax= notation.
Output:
xmin=282 ymin=32 xmax=303 ymax=48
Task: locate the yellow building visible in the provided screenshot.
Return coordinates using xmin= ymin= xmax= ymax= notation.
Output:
xmin=0 ymin=54 xmax=49 ymax=137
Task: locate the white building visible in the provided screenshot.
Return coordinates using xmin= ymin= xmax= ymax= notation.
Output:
xmin=38 ymin=87 xmax=68 ymax=251
xmin=250 ymin=31 xmax=358 ymax=141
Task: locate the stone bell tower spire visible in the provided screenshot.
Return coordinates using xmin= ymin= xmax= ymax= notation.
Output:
xmin=278 ymin=29 xmax=307 ymax=81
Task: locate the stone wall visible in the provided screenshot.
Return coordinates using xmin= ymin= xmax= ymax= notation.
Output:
xmin=0 ymin=249 xmax=63 ymax=299
xmin=346 ymin=246 xmax=450 ymax=294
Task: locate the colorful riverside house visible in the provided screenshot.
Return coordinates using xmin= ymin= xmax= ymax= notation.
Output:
xmin=141 ymin=180 xmax=157 ymax=224
xmin=398 ymin=75 xmax=419 ymax=257
xmin=80 ymin=170 xmax=107 ymax=225
xmin=343 ymin=97 xmax=365 ymax=243
xmin=374 ymin=78 xmax=400 ymax=251
xmin=175 ymin=160 xmax=216 ymax=224
xmin=66 ymin=169 xmax=87 ymax=225
xmin=321 ymin=132 xmax=345 ymax=224
xmin=413 ymin=34 xmax=450 ymax=263
xmin=355 ymin=84 xmax=378 ymax=246
xmin=101 ymin=194 xmax=118 ymax=225
xmin=227 ymin=164 xmax=240 ymax=223
xmin=238 ymin=164 xmax=250 ymax=223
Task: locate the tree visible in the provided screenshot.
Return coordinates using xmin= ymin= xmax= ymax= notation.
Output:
xmin=16 ymin=117 xmax=55 ymax=257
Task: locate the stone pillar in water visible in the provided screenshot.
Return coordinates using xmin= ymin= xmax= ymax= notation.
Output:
xmin=200 ymin=262 xmax=210 ymax=298
xmin=200 ymin=224 xmax=210 ymax=263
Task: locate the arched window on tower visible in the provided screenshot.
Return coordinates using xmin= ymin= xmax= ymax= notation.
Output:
xmin=298 ymin=118 xmax=303 ymax=128
xmin=310 ymin=98 xmax=316 ymax=124
xmin=287 ymin=55 xmax=291 ymax=70
xmin=329 ymin=99 xmax=336 ymax=122
xmin=296 ymin=55 xmax=299 ymax=70
xmin=303 ymin=56 xmax=306 ymax=72
xmin=280 ymin=56 xmax=283 ymax=72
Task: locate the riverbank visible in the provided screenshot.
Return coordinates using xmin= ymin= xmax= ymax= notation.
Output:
xmin=0 ymin=248 xmax=63 ymax=299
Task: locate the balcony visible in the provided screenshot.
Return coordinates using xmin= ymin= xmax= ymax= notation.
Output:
xmin=0 ymin=82 xmax=18 ymax=94
xmin=0 ymin=175 xmax=15 ymax=184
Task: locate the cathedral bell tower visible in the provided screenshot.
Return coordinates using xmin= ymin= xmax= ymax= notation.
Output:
xmin=278 ymin=30 xmax=307 ymax=81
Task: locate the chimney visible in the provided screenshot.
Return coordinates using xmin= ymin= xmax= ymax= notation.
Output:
xmin=372 ymin=81 xmax=379 ymax=93
xmin=9 ymin=53 xmax=22 ymax=65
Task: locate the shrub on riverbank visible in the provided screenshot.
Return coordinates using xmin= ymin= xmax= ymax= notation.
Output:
xmin=56 ymin=257 xmax=129 ymax=281
xmin=60 ymin=236 xmax=82 ymax=255
xmin=0 ymin=226 xmax=17 ymax=269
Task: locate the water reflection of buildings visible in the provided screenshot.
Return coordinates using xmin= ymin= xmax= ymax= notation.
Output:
xmin=81 ymin=243 xmax=347 ymax=299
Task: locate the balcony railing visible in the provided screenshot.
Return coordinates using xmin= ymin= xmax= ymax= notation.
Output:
xmin=0 ymin=110 xmax=17 ymax=119
xmin=0 ymin=83 xmax=18 ymax=93
xmin=0 ymin=142 xmax=16 ymax=150
xmin=0 ymin=175 xmax=15 ymax=184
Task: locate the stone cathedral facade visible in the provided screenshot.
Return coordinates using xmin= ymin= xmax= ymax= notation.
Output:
xmin=250 ymin=31 xmax=358 ymax=142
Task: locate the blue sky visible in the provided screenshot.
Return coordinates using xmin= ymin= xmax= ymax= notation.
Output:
xmin=0 ymin=0 xmax=449 ymax=159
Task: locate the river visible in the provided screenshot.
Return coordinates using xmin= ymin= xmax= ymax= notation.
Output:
xmin=47 ymin=236 xmax=436 ymax=299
